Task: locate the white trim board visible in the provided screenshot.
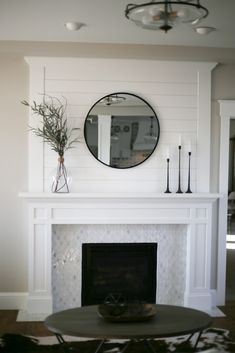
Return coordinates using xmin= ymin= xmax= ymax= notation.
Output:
xmin=0 ymin=292 xmax=27 ymax=310
xmin=217 ymin=100 xmax=235 ymax=305
xmin=20 ymin=192 xmax=220 ymax=314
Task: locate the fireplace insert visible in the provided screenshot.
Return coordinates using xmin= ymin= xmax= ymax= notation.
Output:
xmin=81 ymin=242 xmax=157 ymax=306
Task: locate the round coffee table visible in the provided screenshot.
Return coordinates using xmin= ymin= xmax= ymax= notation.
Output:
xmin=45 ymin=304 xmax=212 ymax=352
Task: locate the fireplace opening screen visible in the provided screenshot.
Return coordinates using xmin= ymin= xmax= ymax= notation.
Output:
xmin=82 ymin=243 xmax=157 ymax=306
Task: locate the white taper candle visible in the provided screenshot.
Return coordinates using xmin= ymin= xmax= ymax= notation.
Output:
xmin=178 ymin=134 xmax=182 ymax=146
xmin=166 ymin=146 xmax=170 ymax=159
xmin=188 ymin=140 xmax=192 ymax=152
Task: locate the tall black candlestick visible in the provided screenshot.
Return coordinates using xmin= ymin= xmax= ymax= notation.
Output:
xmin=165 ymin=158 xmax=171 ymax=193
xmin=186 ymin=151 xmax=192 ymax=193
xmin=176 ymin=145 xmax=183 ymax=193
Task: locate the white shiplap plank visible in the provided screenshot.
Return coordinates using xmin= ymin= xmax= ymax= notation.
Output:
xmin=157 ymin=132 xmax=197 ymax=145
xmin=64 ymin=106 xmax=197 ymax=121
xmin=45 ymin=79 xmax=197 ymax=96
xmin=44 ymin=166 xmax=196 ymax=182
xmin=156 ymin=107 xmax=197 ymax=120
xmin=43 ymin=179 xmax=196 ymax=193
xmin=43 ymin=154 xmax=197 ymax=171
xmin=44 ymin=142 xmax=197 ymax=160
xmin=160 ymin=119 xmax=197 ymax=132
xmin=44 ymin=91 xmax=197 ymax=109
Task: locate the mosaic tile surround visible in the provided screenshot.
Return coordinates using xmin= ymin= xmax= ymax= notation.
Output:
xmin=52 ymin=224 xmax=187 ymax=312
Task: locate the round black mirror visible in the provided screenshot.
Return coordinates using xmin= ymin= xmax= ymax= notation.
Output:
xmin=84 ymin=92 xmax=160 ymax=169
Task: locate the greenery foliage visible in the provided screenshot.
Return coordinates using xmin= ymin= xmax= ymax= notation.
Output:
xmin=22 ymin=96 xmax=79 ymax=156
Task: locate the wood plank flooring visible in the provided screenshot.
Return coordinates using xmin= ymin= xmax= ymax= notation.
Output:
xmin=0 ymin=303 xmax=235 ymax=339
xmin=0 ymin=311 xmax=52 ymax=337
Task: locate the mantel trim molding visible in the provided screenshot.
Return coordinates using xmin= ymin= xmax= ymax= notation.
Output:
xmin=19 ymin=192 xmax=221 ymax=202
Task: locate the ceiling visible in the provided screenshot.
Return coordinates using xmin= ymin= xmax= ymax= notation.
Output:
xmin=0 ymin=0 xmax=234 ymax=48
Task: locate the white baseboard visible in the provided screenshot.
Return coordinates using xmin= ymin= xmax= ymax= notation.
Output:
xmin=211 ymin=289 xmax=217 ymax=307
xmin=210 ymin=288 xmax=226 ymax=307
xmin=0 ymin=292 xmax=28 ymax=310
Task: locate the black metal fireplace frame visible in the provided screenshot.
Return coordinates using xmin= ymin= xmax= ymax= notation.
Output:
xmin=81 ymin=242 xmax=157 ymax=306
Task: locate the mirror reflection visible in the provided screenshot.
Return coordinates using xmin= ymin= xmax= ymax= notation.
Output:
xmin=84 ymin=93 xmax=160 ymax=168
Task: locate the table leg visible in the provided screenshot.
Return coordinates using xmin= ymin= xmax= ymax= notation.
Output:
xmin=143 ymin=339 xmax=157 ymax=353
xmin=116 ymin=339 xmax=146 ymax=353
xmin=55 ymin=333 xmax=71 ymax=353
xmin=193 ymin=331 xmax=202 ymax=350
xmin=179 ymin=330 xmax=203 ymax=351
xmin=142 ymin=331 xmax=203 ymax=353
xmin=54 ymin=335 xmax=106 ymax=353
xmin=119 ymin=340 xmax=132 ymax=353
xmin=94 ymin=339 xmax=106 ymax=353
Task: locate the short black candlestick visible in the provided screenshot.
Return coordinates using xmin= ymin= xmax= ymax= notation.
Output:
xmin=165 ymin=158 xmax=171 ymax=193
xmin=176 ymin=145 xmax=183 ymax=194
xmin=186 ymin=151 xmax=192 ymax=193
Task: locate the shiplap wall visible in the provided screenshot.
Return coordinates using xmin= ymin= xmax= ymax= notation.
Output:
xmin=25 ymin=58 xmax=216 ymax=193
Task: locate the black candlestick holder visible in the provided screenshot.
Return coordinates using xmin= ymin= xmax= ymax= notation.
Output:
xmin=185 ymin=151 xmax=192 ymax=193
xmin=165 ymin=158 xmax=171 ymax=193
xmin=176 ymin=145 xmax=183 ymax=194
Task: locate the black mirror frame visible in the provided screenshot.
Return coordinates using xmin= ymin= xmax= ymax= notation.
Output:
xmin=84 ymin=92 xmax=160 ymax=169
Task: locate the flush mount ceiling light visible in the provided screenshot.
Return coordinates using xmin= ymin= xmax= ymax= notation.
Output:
xmin=194 ymin=26 xmax=216 ymax=34
xmin=64 ymin=21 xmax=84 ymax=31
xmin=100 ymin=94 xmax=126 ymax=106
xmin=125 ymin=0 xmax=209 ymax=32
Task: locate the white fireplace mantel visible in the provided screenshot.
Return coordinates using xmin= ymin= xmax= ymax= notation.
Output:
xmin=20 ymin=192 xmax=221 ymax=315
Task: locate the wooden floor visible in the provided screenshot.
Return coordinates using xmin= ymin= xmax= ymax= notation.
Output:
xmin=0 ymin=310 xmax=52 ymax=337
xmin=1 ymin=303 xmax=235 ymax=339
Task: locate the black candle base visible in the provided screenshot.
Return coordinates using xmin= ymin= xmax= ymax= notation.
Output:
xmin=177 ymin=146 xmax=182 ymax=194
xmin=176 ymin=190 xmax=183 ymax=194
xmin=186 ymin=151 xmax=192 ymax=194
xmin=165 ymin=158 xmax=171 ymax=193
xmin=164 ymin=189 xmax=171 ymax=194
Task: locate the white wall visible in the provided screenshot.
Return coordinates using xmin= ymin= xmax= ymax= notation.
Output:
xmin=0 ymin=56 xmax=28 ymax=296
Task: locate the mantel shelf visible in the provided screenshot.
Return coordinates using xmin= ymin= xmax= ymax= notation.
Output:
xmin=19 ymin=192 xmax=222 ymax=203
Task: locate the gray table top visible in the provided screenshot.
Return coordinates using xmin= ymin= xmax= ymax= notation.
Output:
xmin=45 ymin=304 xmax=212 ymax=340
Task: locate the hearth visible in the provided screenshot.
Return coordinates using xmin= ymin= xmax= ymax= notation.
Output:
xmin=81 ymin=243 xmax=157 ymax=305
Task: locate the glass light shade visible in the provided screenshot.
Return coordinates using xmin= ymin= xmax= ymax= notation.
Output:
xmin=142 ymin=13 xmax=154 ymax=26
xmin=125 ymin=1 xmax=209 ymax=31
xmin=148 ymin=5 xmax=164 ymax=16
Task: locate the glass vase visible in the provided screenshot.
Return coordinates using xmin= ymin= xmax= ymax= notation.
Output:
xmin=51 ymin=156 xmax=70 ymax=193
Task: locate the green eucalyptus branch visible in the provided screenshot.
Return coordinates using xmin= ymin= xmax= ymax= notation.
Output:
xmin=22 ymin=95 xmax=79 ymax=156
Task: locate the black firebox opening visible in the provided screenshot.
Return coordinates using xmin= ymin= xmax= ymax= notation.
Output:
xmin=81 ymin=242 xmax=157 ymax=306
